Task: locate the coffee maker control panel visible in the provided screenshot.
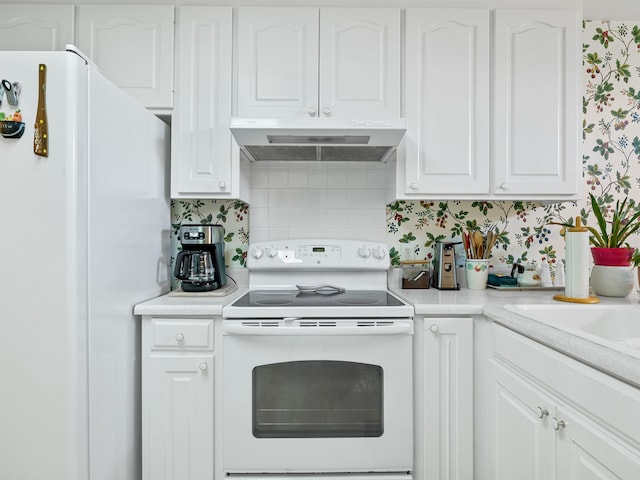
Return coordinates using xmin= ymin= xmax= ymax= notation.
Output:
xmin=180 ymin=224 xmax=224 ymax=245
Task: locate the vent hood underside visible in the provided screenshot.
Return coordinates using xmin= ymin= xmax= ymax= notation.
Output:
xmin=230 ymin=117 xmax=406 ymax=162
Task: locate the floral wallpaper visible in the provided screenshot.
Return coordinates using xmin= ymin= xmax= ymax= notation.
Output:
xmin=170 ymin=20 xmax=640 ymax=279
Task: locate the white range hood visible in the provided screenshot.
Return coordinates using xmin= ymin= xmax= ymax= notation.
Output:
xmin=230 ymin=117 xmax=406 ymax=162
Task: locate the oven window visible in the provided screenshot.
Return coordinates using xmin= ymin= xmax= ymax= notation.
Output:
xmin=252 ymin=360 xmax=383 ymax=438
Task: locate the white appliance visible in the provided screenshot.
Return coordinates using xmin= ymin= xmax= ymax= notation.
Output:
xmin=0 ymin=47 xmax=169 ymax=480
xmin=222 ymin=239 xmax=414 ymax=478
xmin=230 ymin=117 xmax=406 ymax=162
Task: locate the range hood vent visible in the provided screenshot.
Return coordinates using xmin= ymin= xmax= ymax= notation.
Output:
xmin=230 ymin=117 xmax=406 ymax=162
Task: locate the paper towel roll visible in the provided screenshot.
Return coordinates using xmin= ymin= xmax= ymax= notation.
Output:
xmin=564 ymin=218 xmax=590 ymax=299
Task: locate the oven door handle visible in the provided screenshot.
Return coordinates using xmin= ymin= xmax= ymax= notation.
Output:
xmin=222 ymin=322 xmax=413 ymax=336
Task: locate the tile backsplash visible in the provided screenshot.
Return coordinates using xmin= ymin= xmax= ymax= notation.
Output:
xmin=170 ymin=20 xmax=640 ymax=276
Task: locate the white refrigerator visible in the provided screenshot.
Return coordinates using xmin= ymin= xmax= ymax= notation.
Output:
xmin=0 ymin=47 xmax=170 ymax=480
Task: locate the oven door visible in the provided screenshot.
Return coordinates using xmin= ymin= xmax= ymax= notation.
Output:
xmin=222 ymin=319 xmax=413 ymax=474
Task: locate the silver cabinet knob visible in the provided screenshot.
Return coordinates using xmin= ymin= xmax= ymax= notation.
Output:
xmin=307 ymin=107 xmax=316 ymax=116
xmin=552 ymin=417 xmax=567 ymax=430
xmin=499 ymin=183 xmax=508 ymax=190
xmin=409 ymin=182 xmax=418 ymax=190
xmin=322 ymin=107 xmax=331 ymax=116
xmin=218 ymin=181 xmax=226 ymax=190
xmin=536 ymin=407 xmax=549 ymax=419
xmin=175 ymin=333 xmax=184 ymax=342
xmin=429 ymin=324 xmax=439 ymax=334
xmin=199 ymin=362 xmax=208 ymax=372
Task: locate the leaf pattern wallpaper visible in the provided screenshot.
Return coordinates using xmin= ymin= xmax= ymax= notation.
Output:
xmin=170 ymin=20 xmax=640 ymax=278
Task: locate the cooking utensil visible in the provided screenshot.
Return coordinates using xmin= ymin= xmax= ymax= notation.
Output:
xmin=34 ymin=64 xmax=48 ymax=157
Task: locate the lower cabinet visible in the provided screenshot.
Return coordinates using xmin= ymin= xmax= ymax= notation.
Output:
xmin=489 ymin=324 xmax=640 ymax=479
xmin=416 ymin=316 xmax=474 ymax=480
xmin=142 ymin=316 xmax=215 ymax=480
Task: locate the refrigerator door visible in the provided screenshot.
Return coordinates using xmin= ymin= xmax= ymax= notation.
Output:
xmin=0 ymin=49 xmax=169 ymax=480
xmin=0 ymin=50 xmax=90 ymax=480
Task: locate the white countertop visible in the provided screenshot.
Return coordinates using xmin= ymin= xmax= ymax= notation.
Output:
xmin=391 ymin=286 xmax=640 ymax=388
xmin=135 ymin=282 xmax=640 ymax=388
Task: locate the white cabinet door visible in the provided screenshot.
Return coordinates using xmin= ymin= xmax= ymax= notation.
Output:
xmin=236 ymin=7 xmax=318 ymax=118
xmin=319 ymin=8 xmax=400 ymax=119
xmin=555 ymin=406 xmax=640 ymax=480
xmin=236 ymin=7 xmax=400 ymax=119
xmin=172 ymin=7 xmax=242 ymax=199
xmin=493 ymin=9 xmax=579 ymax=196
xmin=0 ymin=5 xmax=74 ymax=51
xmin=422 ymin=317 xmax=474 ymax=480
xmin=145 ymin=355 xmax=214 ymax=480
xmin=77 ymin=5 xmax=174 ymax=109
xmin=489 ymin=360 xmax=555 ymax=480
xmin=404 ymin=9 xmax=490 ymax=196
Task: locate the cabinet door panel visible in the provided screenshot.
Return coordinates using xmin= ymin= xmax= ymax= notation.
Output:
xmin=78 ymin=5 xmax=174 ymax=109
xmin=0 ymin=5 xmax=74 ymax=51
xmin=404 ymin=9 xmax=490 ymax=195
xmin=236 ymin=7 xmax=318 ymax=117
xmin=172 ymin=6 xmax=233 ymax=197
xmin=319 ymin=8 xmax=400 ymax=118
xmin=556 ymin=406 xmax=640 ymax=480
xmin=423 ymin=318 xmax=474 ymax=480
xmin=493 ymin=9 xmax=579 ymax=195
xmin=145 ymin=355 xmax=214 ymax=480
xmin=490 ymin=360 xmax=555 ymax=480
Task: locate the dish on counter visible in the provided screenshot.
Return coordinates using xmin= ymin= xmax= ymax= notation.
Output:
xmin=487 ymin=285 xmax=564 ymax=291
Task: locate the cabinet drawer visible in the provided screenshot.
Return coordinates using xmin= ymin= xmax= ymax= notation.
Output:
xmin=151 ymin=319 xmax=213 ymax=350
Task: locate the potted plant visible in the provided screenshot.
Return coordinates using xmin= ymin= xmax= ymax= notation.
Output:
xmin=586 ymin=193 xmax=640 ymax=266
xmin=586 ymin=194 xmax=640 ymax=297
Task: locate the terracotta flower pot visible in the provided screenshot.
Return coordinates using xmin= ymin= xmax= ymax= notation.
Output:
xmin=590 ymin=247 xmax=634 ymax=266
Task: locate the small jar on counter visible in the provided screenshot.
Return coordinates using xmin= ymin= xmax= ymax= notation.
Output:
xmin=401 ymin=260 xmax=430 ymax=289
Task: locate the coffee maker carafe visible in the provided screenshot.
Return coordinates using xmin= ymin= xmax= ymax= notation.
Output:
xmin=174 ymin=224 xmax=227 ymax=292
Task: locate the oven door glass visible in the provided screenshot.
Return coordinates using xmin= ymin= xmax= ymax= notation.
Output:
xmin=253 ymin=360 xmax=383 ymax=438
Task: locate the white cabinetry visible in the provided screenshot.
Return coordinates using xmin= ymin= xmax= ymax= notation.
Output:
xmin=489 ymin=324 xmax=640 ymax=479
xmin=236 ymin=7 xmax=400 ymax=119
xmin=416 ymin=317 xmax=474 ymax=480
xmin=404 ymin=9 xmax=490 ymax=197
xmin=0 ymin=5 xmax=74 ymax=51
xmin=493 ymin=10 xmax=579 ymax=197
xmin=77 ymin=5 xmax=174 ymax=110
xmin=400 ymin=8 xmax=579 ymax=200
xmin=172 ymin=7 xmax=248 ymax=200
xmin=142 ymin=317 xmax=214 ymax=480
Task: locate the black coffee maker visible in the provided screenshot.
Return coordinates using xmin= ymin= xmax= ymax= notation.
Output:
xmin=174 ymin=224 xmax=227 ymax=292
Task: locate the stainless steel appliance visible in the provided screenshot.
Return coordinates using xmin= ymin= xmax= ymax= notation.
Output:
xmin=222 ymin=239 xmax=414 ymax=479
xmin=174 ymin=224 xmax=226 ymax=292
xmin=431 ymin=241 xmax=460 ymax=290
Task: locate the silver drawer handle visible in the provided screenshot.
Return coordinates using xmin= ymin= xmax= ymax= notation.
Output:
xmin=199 ymin=362 xmax=208 ymax=372
xmin=175 ymin=333 xmax=184 ymax=342
xmin=536 ymin=407 xmax=549 ymax=419
xmin=552 ymin=417 xmax=567 ymax=430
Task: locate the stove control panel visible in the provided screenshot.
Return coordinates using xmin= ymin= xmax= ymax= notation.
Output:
xmin=248 ymin=239 xmax=389 ymax=270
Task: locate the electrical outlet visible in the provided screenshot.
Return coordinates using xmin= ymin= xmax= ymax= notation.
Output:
xmin=403 ymin=245 xmax=414 ymax=260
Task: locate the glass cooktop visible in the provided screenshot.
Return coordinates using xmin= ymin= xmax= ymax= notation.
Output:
xmin=232 ymin=290 xmax=406 ymax=308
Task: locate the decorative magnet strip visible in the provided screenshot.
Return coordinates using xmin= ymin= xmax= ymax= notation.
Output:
xmin=34 ymin=64 xmax=48 ymax=157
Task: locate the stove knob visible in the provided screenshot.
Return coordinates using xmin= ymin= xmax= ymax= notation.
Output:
xmin=267 ymin=246 xmax=278 ymax=258
xmin=358 ymin=245 xmax=371 ymax=258
xmin=372 ymin=246 xmax=386 ymax=260
xmin=251 ymin=247 xmax=264 ymax=259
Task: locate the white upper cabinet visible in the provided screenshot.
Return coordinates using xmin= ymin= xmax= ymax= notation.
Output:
xmin=404 ymin=9 xmax=490 ymax=196
xmin=236 ymin=7 xmax=400 ymax=119
xmin=77 ymin=5 xmax=174 ymax=110
xmin=171 ymin=6 xmax=249 ymax=200
xmin=400 ymin=8 xmax=580 ymax=200
xmin=493 ymin=9 xmax=580 ymax=197
xmin=0 ymin=5 xmax=74 ymax=51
